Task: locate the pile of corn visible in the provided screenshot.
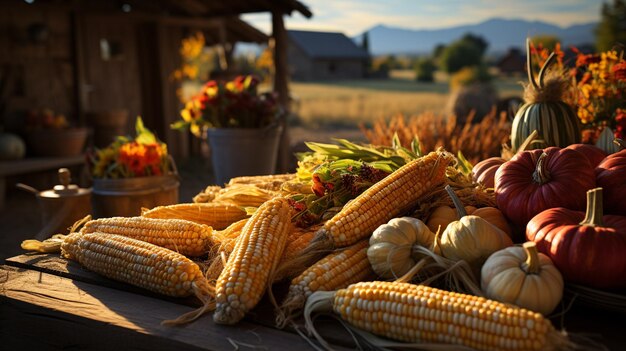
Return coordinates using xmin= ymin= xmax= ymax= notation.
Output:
xmin=22 ymin=149 xmax=573 ymax=351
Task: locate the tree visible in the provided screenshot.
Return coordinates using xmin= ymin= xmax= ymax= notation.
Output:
xmin=596 ymin=0 xmax=626 ymax=51
xmin=460 ymin=33 xmax=489 ymax=56
xmin=433 ymin=43 xmax=446 ymax=60
xmin=440 ymin=40 xmax=483 ymax=73
xmin=414 ymin=57 xmax=437 ymax=82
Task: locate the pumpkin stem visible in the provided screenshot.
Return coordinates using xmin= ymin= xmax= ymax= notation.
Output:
xmin=526 ymin=38 xmax=539 ymax=91
xmin=614 ymin=138 xmax=626 ymax=150
xmin=521 ymin=242 xmax=540 ymax=274
xmin=531 ymin=152 xmax=551 ymax=184
xmin=444 ymin=185 xmax=467 ymax=218
xmin=537 ymin=52 xmax=557 ymax=88
xmin=517 ymin=130 xmax=540 ymax=153
xmin=579 ymin=187 xmax=604 ymax=227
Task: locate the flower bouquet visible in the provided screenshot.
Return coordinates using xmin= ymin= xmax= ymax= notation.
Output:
xmin=172 ymin=75 xmax=280 ymax=137
xmin=172 ymin=75 xmax=284 ymax=185
xmin=87 ymin=117 xmax=178 ymax=218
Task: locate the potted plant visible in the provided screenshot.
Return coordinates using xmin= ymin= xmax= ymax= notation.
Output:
xmin=23 ymin=108 xmax=89 ymax=157
xmin=86 ymin=117 xmax=178 ymax=218
xmin=172 ymin=75 xmax=283 ymax=185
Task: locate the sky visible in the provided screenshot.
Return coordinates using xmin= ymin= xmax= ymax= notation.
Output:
xmin=242 ymin=0 xmax=604 ymax=37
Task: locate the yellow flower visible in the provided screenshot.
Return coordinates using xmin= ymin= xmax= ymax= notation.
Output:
xmin=181 ymin=109 xmax=193 ymax=122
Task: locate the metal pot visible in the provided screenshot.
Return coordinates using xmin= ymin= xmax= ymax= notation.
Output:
xmin=17 ymin=168 xmax=92 ymax=239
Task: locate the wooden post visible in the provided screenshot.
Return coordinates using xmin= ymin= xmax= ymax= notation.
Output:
xmin=271 ymin=10 xmax=291 ymax=173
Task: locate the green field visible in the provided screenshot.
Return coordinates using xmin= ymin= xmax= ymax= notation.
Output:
xmin=289 ymin=70 xmax=525 ymax=128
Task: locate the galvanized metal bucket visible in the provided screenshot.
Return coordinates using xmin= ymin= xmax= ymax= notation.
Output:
xmin=91 ymin=160 xmax=179 ymax=218
xmin=207 ymin=123 xmax=282 ymax=186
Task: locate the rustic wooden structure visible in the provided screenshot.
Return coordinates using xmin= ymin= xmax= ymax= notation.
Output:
xmin=288 ymin=30 xmax=370 ymax=81
xmin=496 ymin=47 xmax=526 ymax=76
xmin=0 ymin=0 xmax=312 ymax=168
xmin=1 ymin=253 xmax=624 ymax=350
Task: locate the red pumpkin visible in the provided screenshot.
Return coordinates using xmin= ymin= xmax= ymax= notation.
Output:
xmin=471 ymin=157 xmax=506 ymax=188
xmin=596 ymin=149 xmax=626 ymax=215
xmin=526 ymin=188 xmax=626 ymax=289
xmin=565 ymin=143 xmax=607 ymax=168
xmin=495 ymin=147 xmax=595 ymax=227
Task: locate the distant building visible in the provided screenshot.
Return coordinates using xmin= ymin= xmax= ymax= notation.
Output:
xmin=287 ymin=30 xmax=370 ymax=81
xmin=496 ymin=48 xmax=526 ymax=75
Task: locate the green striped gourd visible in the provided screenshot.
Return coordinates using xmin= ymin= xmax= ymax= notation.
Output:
xmin=511 ymin=39 xmax=581 ymax=150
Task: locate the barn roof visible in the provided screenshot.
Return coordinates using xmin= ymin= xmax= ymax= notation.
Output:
xmin=288 ymin=30 xmax=369 ymax=59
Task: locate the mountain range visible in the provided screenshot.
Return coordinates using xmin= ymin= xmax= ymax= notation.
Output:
xmin=353 ymin=18 xmax=597 ymax=56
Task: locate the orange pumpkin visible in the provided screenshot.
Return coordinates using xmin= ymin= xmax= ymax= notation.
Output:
xmin=427 ymin=205 xmax=512 ymax=238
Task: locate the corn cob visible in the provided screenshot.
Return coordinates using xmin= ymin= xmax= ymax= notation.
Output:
xmin=213 ymin=197 xmax=293 ymax=325
xmin=81 ymin=217 xmax=217 ymax=257
xmin=227 ymin=173 xmax=295 ymax=187
xmin=213 ymin=184 xmax=279 ymax=207
xmin=193 ymin=185 xmax=223 ymax=203
xmin=61 ymin=232 xmax=214 ymax=325
xmin=141 ymin=202 xmax=248 ymax=230
xmin=216 ymin=218 xmax=248 ymax=253
xmin=276 ymin=240 xmax=374 ymax=328
xmin=305 ymin=281 xmax=572 ymax=351
xmin=277 ymin=224 xmax=321 ymax=272
xmin=275 ymin=150 xmax=454 ymax=280
xmin=320 ymin=150 xmax=453 ymax=247
xmin=204 ymin=219 xmax=249 ymax=283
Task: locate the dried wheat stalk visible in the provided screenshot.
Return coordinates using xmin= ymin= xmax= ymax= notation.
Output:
xmin=360 ymin=109 xmax=511 ymax=164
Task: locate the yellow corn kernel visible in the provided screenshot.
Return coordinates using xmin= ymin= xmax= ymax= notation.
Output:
xmin=61 ymin=232 xmax=214 ymax=325
xmin=320 ymin=150 xmax=453 ymax=248
xmin=213 ymin=197 xmax=293 ymax=325
xmin=142 ymin=202 xmax=248 ymax=230
xmin=81 ymin=216 xmax=216 ymax=257
xmin=277 ymin=240 xmax=374 ymax=327
xmin=304 ymin=281 xmax=572 ymax=351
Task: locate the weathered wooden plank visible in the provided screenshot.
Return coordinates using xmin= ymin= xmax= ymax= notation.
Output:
xmin=4 ymin=254 xmax=358 ymax=348
xmin=5 ymin=254 xmax=195 ymax=306
xmin=0 ymin=265 xmax=335 ymax=351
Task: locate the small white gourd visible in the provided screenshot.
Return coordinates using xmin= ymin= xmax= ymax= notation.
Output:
xmin=367 ymin=217 xmax=438 ymax=279
xmin=438 ymin=185 xmax=513 ymax=273
xmin=481 ymin=242 xmax=564 ymax=315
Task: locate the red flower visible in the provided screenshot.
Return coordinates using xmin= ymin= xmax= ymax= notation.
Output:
xmin=612 ymin=62 xmax=626 ymax=81
xmin=576 ymin=53 xmax=601 ymax=67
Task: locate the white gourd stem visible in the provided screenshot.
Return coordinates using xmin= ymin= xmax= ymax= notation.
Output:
xmin=522 ymin=242 xmax=540 ymax=274
xmin=579 ymin=188 xmax=604 ymax=227
xmin=532 ymin=153 xmax=551 ymax=184
xmin=444 ymin=185 xmax=467 ymax=218
xmin=526 ymin=38 xmax=539 ymax=91
xmin=537 ymin=52 xmax=556 ymax=89
xmin=614 ymin=138 xmax=626 ymax=150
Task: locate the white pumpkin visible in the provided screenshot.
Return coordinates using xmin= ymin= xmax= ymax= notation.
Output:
xmin=481 ymin=242 xmax=564 ymax=315
xmin=438 ymin=185 xmax=513 ymax=272
xmin=367 ymin=217 xmax=438 ymax=279
xmin=0 ymin=132 xmax=26 ymax=160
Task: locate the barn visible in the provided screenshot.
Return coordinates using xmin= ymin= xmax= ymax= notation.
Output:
xmin=287 ymin=30 xmax=370 ymax=81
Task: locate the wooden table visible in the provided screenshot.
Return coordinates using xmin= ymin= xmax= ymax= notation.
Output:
xmin=1 ymin=254 xmax=625 ymax=350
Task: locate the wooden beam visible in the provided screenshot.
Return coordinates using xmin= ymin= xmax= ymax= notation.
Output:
xmin=271 ymin=10 xmax=291 ymax=173
xmin=169 ymin=0 xmax=210 ymax=15
xmin=70 ymin=9 xmax=86 ymax=126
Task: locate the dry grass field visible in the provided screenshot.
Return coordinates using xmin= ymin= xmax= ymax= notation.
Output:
xmin=288 ymin=70 xmax=524 ymax=129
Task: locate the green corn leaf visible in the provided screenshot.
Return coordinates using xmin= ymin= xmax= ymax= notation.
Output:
xmin=411 ymin=136 xmax=423 ymax=157
xmin=456 ymin=151 xmax=473 ymax=175
xmin=392 ymin=133 xmax=401 ymax=149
